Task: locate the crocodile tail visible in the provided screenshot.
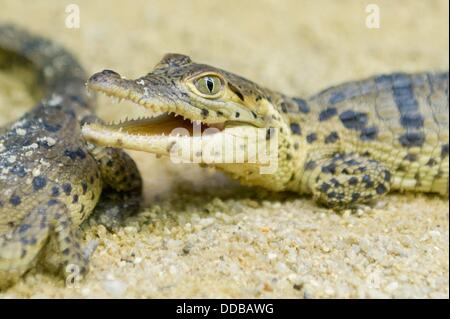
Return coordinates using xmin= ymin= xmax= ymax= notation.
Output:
xmin=0 ymin=24 xmax=92 ymax=108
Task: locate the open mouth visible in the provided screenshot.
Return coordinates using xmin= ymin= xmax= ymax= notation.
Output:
xmin=96 ymin=112 xmax=225 ymax=137
xmin=81 ymin=72 xmax=228 ymax=154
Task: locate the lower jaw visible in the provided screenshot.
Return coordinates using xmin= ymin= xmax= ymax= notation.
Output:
xmin=81 ymin=116 xmax=226 ymax=157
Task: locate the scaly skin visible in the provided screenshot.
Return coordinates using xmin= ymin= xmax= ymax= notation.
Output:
xmin=82 ymin=54 xmax=449 ymax=209
xmin=0 ymin=25 xmax=142 ymax=289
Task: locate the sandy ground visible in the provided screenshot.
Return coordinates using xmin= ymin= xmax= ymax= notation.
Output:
xmin=0 ymin=0 xmax=448 ymax=298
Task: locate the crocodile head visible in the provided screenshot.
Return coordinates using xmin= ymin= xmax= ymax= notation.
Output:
xmin=82 ymin=54 xmax=296 ymax=189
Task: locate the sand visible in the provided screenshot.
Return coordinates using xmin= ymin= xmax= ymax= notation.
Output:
xmin=0 ymin=0 xmax=448 ymax=298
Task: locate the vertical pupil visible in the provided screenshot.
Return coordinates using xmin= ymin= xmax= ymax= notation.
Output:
xmin=206 ymin=77 xmax=214 ymax=92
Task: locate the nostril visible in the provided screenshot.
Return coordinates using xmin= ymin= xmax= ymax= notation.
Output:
xmin=89 ymin=72 xmax=102 ymax=81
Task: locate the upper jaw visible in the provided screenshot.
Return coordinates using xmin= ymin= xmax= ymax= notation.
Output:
xmin=86 ymin=69 xmax=206 ymax=122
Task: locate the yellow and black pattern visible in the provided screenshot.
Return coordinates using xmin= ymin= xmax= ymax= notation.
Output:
xmin=82 ymin=54 xmax=448 ymax=210
xmin=0 ymin=25 xmax=142 ymax=289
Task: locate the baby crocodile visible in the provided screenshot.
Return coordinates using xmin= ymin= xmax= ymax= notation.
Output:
xmin=0 ymin=25 xmax=142 ymax=289
xmin=82 ymin=54 xmax=449 ymax=208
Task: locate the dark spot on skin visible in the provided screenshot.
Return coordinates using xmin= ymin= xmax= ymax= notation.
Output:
xmin=384 ymin=171 xmax=391 ymax=182
xmin=51 ymin=186 xmax=60 ymax=197
xmin=293 ymin=142 xmax=299 ymax=150
xmin=235 ymin=112 xmax=240 ymax=118
xmin=62 ymin=183 xmax=72 ymax=195
xmin=344 ymin=159 xmax=360 ymax=166
xmin=327 ymin=191 xmax=337 ymax=199
xmin=255 ymin=96 xmax=261 ymax=101
xmin=404 ymin=153 xmax=418 ymax=162
xmin=304 ymin=160 xmax=317 ymax=170
xmin=18 ymin=223 xmax=31 ymax=233
xmin=329 ymin=92 xmax=346 ymax=105
xmin=336 ymin=193 xmax=345 ymax=200
xmin=293 ymin=98 xmax=310 ymax=113
xmin=351 ymin=192 xmax=360 ymax=202
xmin=339 ymin=110 xmax=368 ymax=130
xmin=321 ymin=163 xmax=336 ymax=174
xmin=48 ymin=199 xmax=58 ymax=206
xmin=72 ymin=195 xmax=79 ymax=203
xmin=330 ymin=178 xmax=341 ymax=187
xmin=426 ymin=158 xmax=437 ymax=166
xmin=10 ymin=195 xmax=21 ymax=206
xmin=64 ymin=148 xmax=86 ymax=160
xmin=81 ymin=182 xmax=88 ymax=194
xmin=280 ymin=102 xmax=288 ymax=113
xmin=62 ymin=248 xmax=70 ymax=256
xmin=32 ymin=176 xmax=47 ymax=191
xmin=357 ymin=166 xmax=367 ymax=173
xmin=376 ymin=184 xmax=387 ymax=195
xmin=11 ymin=165 xmax=27 ymax=177
xmin=266 ymin=128 xmax=274 ymax=140
xmin=251 ymin=111 xmax=257 ymax=118
xmin=228 ymin=82 xmax=245 ymax=101
xmin=362 ymin=175 xmax=373 ymax=188
xmin=325 ymin=131 xmax=339 ymax=144
xmin=306 ymin=133 xmax=317 ymax=144
xmin=400 ymin=113 xmax=424 ymax=129
xmin=37 ymin=139 xmax=54 ymax=149
xmin=360 ymin=126 xmax=378 ymax=141
xmin=290 ymin=123 xmax=301 ymax=135
xmin=43 ymin=121 xmax=61 ymax=132
xmin=441 ymin=144 xmax=449 ymax=158
xmin=201 ymin=109 xmax=209 ymax=117
xmin=217 ymin=111 xmax=224 ymax=116
xmin=399 ymin=132 xmax=425 ymax=148
xmin=320 ymin=183 xmax=331 ymax=192
xmin=319 ymin=108 xmax=337 ymax=121
xmin=375 ymin=74 xmax=393 ymax=88
xmin=348 ymin=177 xmax=358 ymax=186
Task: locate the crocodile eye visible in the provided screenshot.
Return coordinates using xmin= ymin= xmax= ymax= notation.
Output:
xmin=195 ymin=75 xmax=222 ymax=96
